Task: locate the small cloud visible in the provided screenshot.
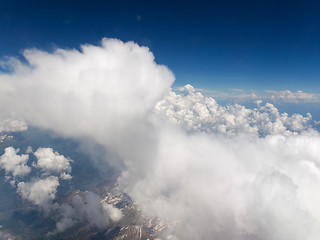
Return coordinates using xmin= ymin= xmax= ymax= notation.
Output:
xmin=60 ymin=172 xmax=72 ymax=180
xmin=34 ymin=148 xmax=72 ymax=177
xmin=256 ymin=99 xmax=263 ymax=106
xmin=0 ymin=147 xmax=31 ymax=179
xmin=26 ymin=146 xmax=33 ymax=154
xmin=17 ymin=176 xmax=60 ymax=207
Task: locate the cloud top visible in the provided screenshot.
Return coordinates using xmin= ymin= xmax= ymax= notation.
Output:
xmin=0 ymin=147 xmax=30 ymax=178
xmin=34 ymin=148 xmax=72 ymax=179
xmin=0 ymin=38 xmax=174 ymax=146
xmin=155 ymin=85 xmax=312 ymax=136
xmin=17 ymin=176 xmax=59 ymax=206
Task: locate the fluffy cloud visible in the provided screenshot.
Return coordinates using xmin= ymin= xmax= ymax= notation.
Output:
xmin=0 ymin=38 xmax=174 ymax=152
xmin=155 ymin=85 xmax=312 ymax=136
xmin=2 ymin=39 xmax=320 ymax=239
xmin=17 ymin=176 xmax=59 ymax=206
xmin=0 ymin=146 xmax=72 ymax=181
xmin=16 ymin=177 xmax=122 ymax=232
xmin=119 ymin=128 xmax=320 ymax=240
xmin=0 ymin=147 xmax=30 ymax=178
xmin=56 ymin=191 xmax=122 ymax=231
xmin=52 ymin=191 xmax=122 ymax=233
xmin=0 ymin=145 xmax=122 ymax=234
xmin=34 ymin=148 xmax=72 ymax=179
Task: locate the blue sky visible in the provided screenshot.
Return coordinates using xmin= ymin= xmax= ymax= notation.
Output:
xmin=0 ymin=0 xmax=320 ymax=92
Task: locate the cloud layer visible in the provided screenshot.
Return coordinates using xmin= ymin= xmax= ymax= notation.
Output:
xmin=194 ymin=88 xmax=320 ymax=103
xmin=155 ymin=85 xmax=312 ymax=136
xmin=120 ymin=128 xmax=320 ymax=240
xmin=1 ymin=39 xmax=320 ymax=239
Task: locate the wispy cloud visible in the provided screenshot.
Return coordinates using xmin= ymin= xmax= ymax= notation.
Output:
xmin=266 ymin=90 xmax=320 ymax=103
xmin=176 ymin=87 xmax=320 ymax=103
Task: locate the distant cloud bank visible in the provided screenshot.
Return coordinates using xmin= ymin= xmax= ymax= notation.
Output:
xmin=267 ymin=89 xmax=319 ymax=102
xmin=191 ymin=87 xmax=320 ymax=103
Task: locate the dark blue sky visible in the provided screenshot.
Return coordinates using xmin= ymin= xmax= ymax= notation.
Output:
xmin=1 ymin=0 xmax=320 ymax=91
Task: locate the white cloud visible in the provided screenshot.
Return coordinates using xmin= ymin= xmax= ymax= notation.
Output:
xmin=0 ymin=145 xmax=121 ymax=234
xmin=119 ymin=128 xmax=320 ymax=240
xmin=26 ymin=146 xmax=33 ymax=154
xmin=2 ymin=39 xmax=320 ymax=239
xmin=52 ymin=191 xmax=122 ymax=234
xmin=0 ymin=38 xmax=174 ymax=152
xmin=0 ymin=118 xmax=27 ymax=133
xmin=0 ymin=147 xmax=30 ymax=178
xmin=17 ymin=176 xmax=59 ymax=206
xmin=59 ymin=172 xmax=72 ymax=180
xmin=54 ymin=203 xmax=76 ymax=233
xmin=191 ymin=88 xmax=320 ymax=103
xmin=155 ymin=85 xmax=312 ymax=136
xmin=34 ymin=147 xmax=72 ymax=178
xmin=267 ymin=90 xmax=319 ymax=103
xmin=70 ymin=191 xmax=122 ymax=228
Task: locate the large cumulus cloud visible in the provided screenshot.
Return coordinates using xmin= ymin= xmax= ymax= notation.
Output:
xmin=0 ymin=38 xmax=174 ymax=147
xmin=119 ymin=128 xmax=320 ymax=240
xmin=1 ymin=38 xmax=320 ymax=239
